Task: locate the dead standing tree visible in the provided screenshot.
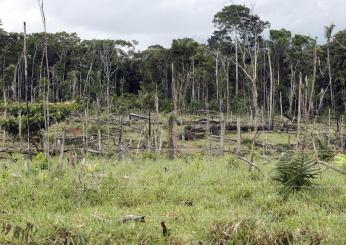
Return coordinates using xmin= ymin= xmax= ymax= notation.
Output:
xmin=212 ymin=4 xmax=269 ymax=169
xmin=99 ymin=41 xmax=118 ymax=151
xmin=23 ymin=22 xmax=31 ymax=159
xmin=325 ymin=24 xmax=335 ymax=111
xmin=37 ymin=0 xmax=50 ymax=157
xmin=168 ymin=114 xmax=176 ymax=160
xmin=237 ymin=33 xmax=261 ymax=168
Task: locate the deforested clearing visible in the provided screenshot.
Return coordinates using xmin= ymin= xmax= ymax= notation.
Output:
xmin=0 ymin=1 xmax=346 ymax=244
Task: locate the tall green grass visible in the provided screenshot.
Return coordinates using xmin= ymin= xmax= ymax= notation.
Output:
xmin=0 ymin=154 xmax=345 ymax=244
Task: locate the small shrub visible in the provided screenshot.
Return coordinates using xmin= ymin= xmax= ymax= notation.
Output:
xmin=317 ymin=138 xmax=334 ymax=161
xmin=273 ymin=153 xmax=319 ymax=197
xmin=227 ymin=156 xmax=240 ymax=168
xmin=32 ymin=152 xmax=49 ymax=170
xmin=334 ymin=154 xmax=346 ymax=170
xmin=141 ymin=151 xmax=159 ymax=161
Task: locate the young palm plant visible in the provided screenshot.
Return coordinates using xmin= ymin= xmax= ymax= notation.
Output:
xmin=274 ymin=153 xmax=319 ymax=197
xmin=317 ymin=138 xmax=334 ymax=161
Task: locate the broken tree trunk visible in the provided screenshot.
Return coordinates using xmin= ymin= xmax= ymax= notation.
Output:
xmin=129 ymin=113 xmax=149 ymax=121
xmin=168 ymin=114 xmax=176 ymax=160
xmin=58 ymin=127 xmax=66 ymax=170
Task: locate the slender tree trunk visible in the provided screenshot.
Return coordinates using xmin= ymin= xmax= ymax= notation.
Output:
xmin=341 ymin=116 xmax=344 ymax=150
xmin=148 ymin=110 xmax=152 ymax=152
xmin=288 ymin=64 xmax=295 ymax=117
xmin=215 ymin=52 xmax=219 ymax=102
xmin=219 ymin=99 xmax=225 ymax=154
xmin=168 ymin=114 xmax=176 ymax=160
xmin=308 ymin=42 xmax=317 ymax=116
xmin=171 ymin=63 xmax=178 ymax=113
xmin=297 ymin=73 xmax=303 ymax=148
xmin=38 ymin=0 xmax=50 ymax=158
xmin=235 ymin=40 xmax=241 ymax=154
xmin=155 ymin=88 xmax=162 ymax=153
xmin=192 ymin=57 xmax=195 ymax=102
xmin=328 ymin=108 xmax=331 ymax=146
xmin=2 ymin=91 xmax=7 ymax=147
xmin=59 ymin=127 xmax=66 ymax=170
xmin=280 ymin=92 xmax=283 ymax=119
xmin=327 ymin=42 xmax=334 ymax=110
xmin=249 ymin=39 xmax=259 ymax=169
xmin=268 ymin=49 xmax=274 ymax=129
xmin=23 ymin=22 xmax=31 ymax=159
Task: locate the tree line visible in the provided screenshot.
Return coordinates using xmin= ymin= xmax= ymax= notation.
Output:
xmin=0 ymin=4 xmax=345 ymax=120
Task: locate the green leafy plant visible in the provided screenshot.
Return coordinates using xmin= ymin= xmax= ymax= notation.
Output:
xmin=334 ymin=154 xmax=346 ymax=170
xmin=317 ymin=138 xmax=334 ymax=161
xmin=227 ymin=156 xmax=240 ymax=168
xmin=273 ymin=153 xmax=319 ymax=197
xmin=32 ymin=152 xmax=49 ymax=170
xmin=0 ymin=102 xmax=78 ymax=138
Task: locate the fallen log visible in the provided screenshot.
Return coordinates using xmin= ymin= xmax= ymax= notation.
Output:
xmin=118 ymin=215 xmax=145 ymax=223
xmin=86 ymin=149 xmax=103 ymax=155
xmin=129 ymin=113 xmax=149 ymax=121
xmin=187 ymin=123 xmax=272 ymax=133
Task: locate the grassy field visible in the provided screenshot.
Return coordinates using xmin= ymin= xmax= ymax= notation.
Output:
xmin=0 ymin=152 xmax=345 ymax=244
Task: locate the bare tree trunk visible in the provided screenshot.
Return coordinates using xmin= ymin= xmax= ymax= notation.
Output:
xmin=288 ymin=64 xmax=295 ymax=117
xmin=2 ymin=91 xmax=7 ymax=147
xmin=328 ymin=108 xmax=331 ymax=146
xmin=147 ymin=110 xmax=152 ymax=152
xmin=58 ymin=127 xmax=66 ymax=170
xmin=192 ymin=57 xmax=195 ymax=101
xmin=98 ymin=129 xmax=102 ymax=153
xmin=235 ymin=40 xmax=241 ymax=154
xmin=136 ymin=124 xmax=145 ymax=155
xmin=106 ymin=76 xmax=111 ymax=152
xmin=236 ymin=116 xmax=241 ymax=154
xmin=341 ymin=116 xmax=344 ymax=150
xmin=118 ymin=116 xmax=125 ymax=160
xmin=168 ymin=114 xmax=176 ymax=160
xmin=219 ymin=99 xmax=225 ymax=155
xmin=30 ymin=46 xmax=38 ymax=102
xmin=23 ymin=22 xmax=31 ymax=158
xmin=250 ymin=83 xmax=258 ymax=166
xmin=249 ymin=39 xmax=260 ymax=170
xmin=215 ymin=51 xmax=220 ymax=102
xmin=81 ymin=104 xmax=87 ymax=158
xmin=19 ymin=111 xmax=22 ymax=150
xmin=327 ymin=41 xmax=334 ymax=110
xmin=308 ymin=42 xmax=317 ymax=116
xmin=38 ymin=0 xmax=50 ymax=158
xmin=155 ymin=88 xmax=162 ymax=153
xmin=297 ymin=73 xmax=303 ymax=148
xmin=268 ymin=49 xmax=274 ymax=128
xmin=224 ymin=60 xmax=230 ymax=119
xmin=171 ymin=63 xmax=178 ymax=113
xmin=279 ymin=92 xmax=283 ymax=119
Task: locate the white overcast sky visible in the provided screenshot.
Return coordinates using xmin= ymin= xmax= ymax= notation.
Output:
xmin=0 ymin=0 xmax=345 ymax=49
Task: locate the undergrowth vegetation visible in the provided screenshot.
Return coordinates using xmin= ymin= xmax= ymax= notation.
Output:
xmin=0 ymin=154 xmax=345 ymax=244
xmin=274 ymin=153 xmax=319 ymax=197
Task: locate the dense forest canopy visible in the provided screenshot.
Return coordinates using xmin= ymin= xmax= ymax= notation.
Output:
xmin=0 ymin=4 xmax=345 ymax=117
